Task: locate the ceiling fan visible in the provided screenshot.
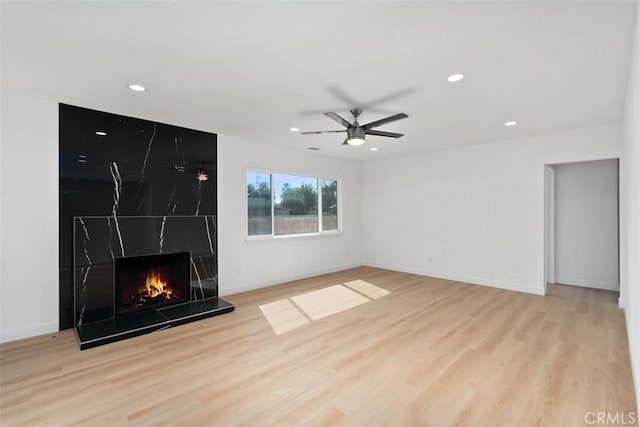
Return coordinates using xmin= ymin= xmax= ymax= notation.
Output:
xmin=301 ymin=108 xmax=409 ymax=146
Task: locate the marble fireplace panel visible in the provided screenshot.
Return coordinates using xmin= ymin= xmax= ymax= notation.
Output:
xmin=60 ymin=103 xmax=217 ymax=330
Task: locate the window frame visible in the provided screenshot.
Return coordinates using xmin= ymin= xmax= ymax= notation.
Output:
xmin=246 ymin=168 xmax=342 ymax=242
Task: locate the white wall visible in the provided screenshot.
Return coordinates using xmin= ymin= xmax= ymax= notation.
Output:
xmin=0 ymin=92 xmax=59 ymax=342
xmin=217 ymin=135 xmax=362 ymax=296
xmin=554 ymin=159 xmax=619 ymax=291
xmin=621 ymin=0 xmax=640 ymax=414
xmin=361 ymin=124 xmax=622 ymax=295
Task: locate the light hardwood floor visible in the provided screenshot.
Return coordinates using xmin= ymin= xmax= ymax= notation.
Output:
xmin=0 ymin=267 xmax=636 ymax=426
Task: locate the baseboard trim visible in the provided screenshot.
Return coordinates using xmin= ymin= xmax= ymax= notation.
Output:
xmin=363 ymin=262 xmax=546 ymax=296
xmin=554 ymin=277 xmax=620 ymax=292
xmin=219 ymin=263 xmax=363 ymax=296
xmin=1 ymin=321 xmax=59 ymax=344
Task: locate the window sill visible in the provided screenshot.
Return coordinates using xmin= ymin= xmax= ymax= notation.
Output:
xmin=245 ymin=230 xmax=343 ymax=244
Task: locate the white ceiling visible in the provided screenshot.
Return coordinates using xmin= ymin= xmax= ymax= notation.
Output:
xmin=1 ymin=1 xmax=636 ymax=160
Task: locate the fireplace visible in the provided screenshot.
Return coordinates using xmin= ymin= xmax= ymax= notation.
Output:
xmin=114 ymin=252 xmax=191 ymax=316
xmin=73 ymin=215 xmax=233 ymax=350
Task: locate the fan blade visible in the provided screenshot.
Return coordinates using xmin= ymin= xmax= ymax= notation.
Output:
xmin=327 ymin=86 xmax=362 ymax=108
xmin=342 ymin=138 xmax=349 ymax=145
xmin=364 ymin=88 xmax=415 ymax=108
xmin=362 ymin=113 xmax=409 ymax=130
xmin=324 ymin=112 xmax=352 ymax=128
xmin=300 ymin=130 xmax=346 ymax=135
xmin=365 ymin=129 xmax=404 ymax=138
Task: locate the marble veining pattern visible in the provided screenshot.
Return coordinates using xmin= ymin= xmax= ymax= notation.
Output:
xmin=190 ymin=257 xmax=205 ymax=300
xmin=205 ymin=216 xmax=215 ymax=255
xmin=106 ymin=217 xmax=116 ymax=260
xmin=195 ymin=180 xmax=202 ymax=216
xmin=159 ymin=216 xmax=167 ymax=254
xmin=139 ymin=123 xmax=157 ymax=185
xmin=76 ymin=218 xmax=92 ymax=326
xmin=109 ymin=161 xmax=125 ymax=257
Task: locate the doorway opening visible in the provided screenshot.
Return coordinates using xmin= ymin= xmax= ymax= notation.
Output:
xmin=544 ymin=159 xmax=620 ymax=296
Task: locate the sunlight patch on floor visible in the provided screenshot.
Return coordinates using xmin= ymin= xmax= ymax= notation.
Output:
xmin=291 ymin=284 xmax=370 ymax=321
xmin=259 ymin=299 xmax=310 ymax=335
xmin=259 ymin=280 xmax=390 ymax=335
xmin=344 ymin=279 xmax=391 ymax=299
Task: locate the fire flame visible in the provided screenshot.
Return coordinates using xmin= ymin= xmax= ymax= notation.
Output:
xmin=144 ymin=270 xmax=173 ymax=299
xmin=130 ymin=269 xmax=178 ymax=306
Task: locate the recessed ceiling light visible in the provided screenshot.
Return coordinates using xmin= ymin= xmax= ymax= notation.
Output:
xmin=370 ymin=147 xmax=378 ymax=151
xmin=447 ymin=73 xmax=464 ymax=83
xmin=128 ymin=84 xmax=146 ymax=92
xmin=504 ymin=121 xmax=518 ymax=127
xmin=290 ymin=127 xmax=300 ymax=132
xmin=95 ymin=131 xmax=107 ymax=136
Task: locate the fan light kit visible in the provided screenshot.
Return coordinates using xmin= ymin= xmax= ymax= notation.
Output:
xmin=301 ymin=108 xmax=408 ymax=146
xmin=128 ymin=84 xmax=146 ymax=92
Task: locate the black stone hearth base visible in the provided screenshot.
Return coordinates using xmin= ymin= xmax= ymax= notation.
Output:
xmin=74 ymin=298 xmax=234 ymax=350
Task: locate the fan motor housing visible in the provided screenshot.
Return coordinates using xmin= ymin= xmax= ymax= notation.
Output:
xmin=347 ymin=127 xmax=366 ymax=140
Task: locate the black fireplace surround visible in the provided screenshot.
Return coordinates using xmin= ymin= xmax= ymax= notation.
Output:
xmin=60 ymin=104 xmax=233 ymax=349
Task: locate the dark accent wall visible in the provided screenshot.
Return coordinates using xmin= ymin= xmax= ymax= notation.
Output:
xmin=59 ymin=104 xmax=217 ymax=330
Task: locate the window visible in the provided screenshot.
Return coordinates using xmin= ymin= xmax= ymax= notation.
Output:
xmin=247 ymin=171 xmax=271 ymax=235
xmin=247 ymin=171 xmax=340 ymax=237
